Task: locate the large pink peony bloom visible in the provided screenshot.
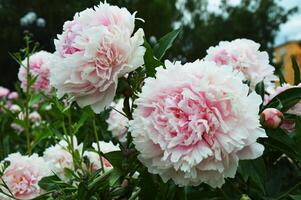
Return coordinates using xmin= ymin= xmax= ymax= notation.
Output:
xmin=1 ymin=153 xmax=51 ymax=199
xmin=130 ymin=60 xmax=266 ymax=188
xmin=204 ymin=39 xmax=277 ymax=89
xmin=18 ymin=51 xmax=53 ymax=93
xmin=106 ymin=99 xmax=129 ymax=142
xmin=50 ymin=2 xmax=145 ymax=113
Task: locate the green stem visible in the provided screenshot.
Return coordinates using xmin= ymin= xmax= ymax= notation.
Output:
xmin=25 ymin=37 xmax=31 ymax=155
xmin=92 ymin=117 xmax=104 ymax=173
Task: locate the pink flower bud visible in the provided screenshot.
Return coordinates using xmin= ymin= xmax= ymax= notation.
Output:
xmin=261 ymin=108 xmax=283 ymax=129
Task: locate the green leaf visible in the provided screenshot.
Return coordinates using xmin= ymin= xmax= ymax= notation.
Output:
xmin=109 ymin=168 xmax=122 ymax=187
xmin=144 ymin=39 xmax=162 ymax=77
xmin=238 ymin=158 xmax=267 ymax=194
xmin=138 ymin=171 xmax=157 ymax=200
xmin=294 ymin=117 xmax=301 ymax=161
xmin=255 ymin=81 xmax=265 ymax=100
xmin=292 ymin=56 xmax=301 ymax=85
xmin=265 ymin=128 xmax=298 ymax=160
xmin=153 ymin=28 xmax=181 ymax=60
xmin=38 ymin=175 xmax=70 ymax=191
xmin=290 ymin=194 xmax=301 ymax=200
xmin=263 ymin=88 xmax=301 ymax=112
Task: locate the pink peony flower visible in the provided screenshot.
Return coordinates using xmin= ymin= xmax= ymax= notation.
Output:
xmin=0 ymin=86 xmax=9 ymax=98
xmin=43 ymin=137 xmax=82 ymax=181
xmin=8 ymin=92 xmax=18 ymax=100
xmin=106 ymin=99 xmax=129 ymax=142
xmin=1 ymin=153 xmax=51 ymax=199
xmin=18 ymin=51 xmax=53 ymax=93
xmin=204 ymin=39 xmax=277 ymax=89
xmin=130 ymin=60 xmax=266 ymax=188
xmin=261 ymin=108 xmax=283 ymax=129
xmin=50 ymin=2 xmax=145 ymax=113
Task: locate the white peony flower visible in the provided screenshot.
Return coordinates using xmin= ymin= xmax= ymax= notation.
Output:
xmin=50 ymin=2 xmax=145 ymax=113
xmin=130 ymin=60 xmax=266 ymax=188
xmin=204 ymin=38 xmax=278 ymax=89
xmin=1 ymin=153 xmax=51 ymax=199
xmin=43 ymin=137 xmax=82 ymax=181
xmin=18 ymin=51 xmax=53 ymax=93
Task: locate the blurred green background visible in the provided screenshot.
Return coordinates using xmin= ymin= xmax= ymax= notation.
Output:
xmin=0 ymin=0 xmax=297 ymax=89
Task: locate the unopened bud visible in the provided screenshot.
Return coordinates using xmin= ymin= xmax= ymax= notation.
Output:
xmin=261 ymin=108 xmax=283 ymax=129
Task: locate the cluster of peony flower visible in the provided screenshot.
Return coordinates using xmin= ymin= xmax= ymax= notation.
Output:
xmin=50 ymin=2 xmax=146 ymax=113
xmin=0 ymin=137 xmax=120 ymax=199
xmin=10 ymin=1 xmax=276 ymax=191
xmin=18 ymin=51 xmax=53 ymax=93
xmin=130 ymin=60 xmax=266 ymax=187
xmin=204 ymin=39 xmax=278 ymax=89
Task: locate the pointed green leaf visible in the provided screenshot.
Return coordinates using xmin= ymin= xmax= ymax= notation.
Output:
xmin=153 ymin=28 xmax=181 ymax=60
xmin=263 ymin=88 xmax=301 ymax=112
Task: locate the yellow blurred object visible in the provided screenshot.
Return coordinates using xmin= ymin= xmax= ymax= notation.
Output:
xmin=274 ymin=41 xmax=301 ymax=84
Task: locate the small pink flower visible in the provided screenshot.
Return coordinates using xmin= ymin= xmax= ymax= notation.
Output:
xmin=50 ymin=2 xmax=145 ymax=113
xmin=1 ymin=153 xmax=51 ymax=199
xmin=8 ymin=92 xmax=18 ymax=100
xmin=18 ymin=51 xmax=53 ymax=93
xmin=130 ymin=60 xmax=266 ymax=188
xmin=0 ymin=86 xmax=9 ymax=98
xmin=261 ymin=108 xmax=283 ymax=129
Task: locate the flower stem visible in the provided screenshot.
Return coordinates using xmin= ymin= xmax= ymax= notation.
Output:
xmin=24 ymin=36 xmax=31 ymax=155
xmin=92 ymin=117 xmax=104 ymax=173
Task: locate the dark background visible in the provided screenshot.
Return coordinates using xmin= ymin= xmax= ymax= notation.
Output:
xmin=0 ymin=0 xmax=297 ymax=89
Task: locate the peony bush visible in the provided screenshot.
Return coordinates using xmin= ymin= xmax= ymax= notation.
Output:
xmin=0 ymin=2 xmax=301 ymax=200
